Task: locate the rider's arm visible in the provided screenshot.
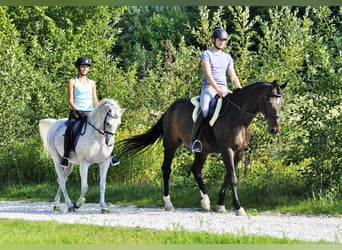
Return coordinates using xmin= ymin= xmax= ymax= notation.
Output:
xmin=92 ymin=80 xmax=99 ymax=107
xmin=227 ymin=66 xmax=242 ymax=89
xmin=67 ymin=78 xmax=77 ymax=111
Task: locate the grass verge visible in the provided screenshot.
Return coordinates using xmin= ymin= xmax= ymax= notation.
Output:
xmin=0 ymin=218 xmax=314 ymax=244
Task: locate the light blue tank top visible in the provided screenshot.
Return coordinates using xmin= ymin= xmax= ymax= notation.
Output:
xmin=74 ymin=77 xmax=94 ymax=111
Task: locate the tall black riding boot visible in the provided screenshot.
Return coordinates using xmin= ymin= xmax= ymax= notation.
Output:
xmin=189 ymin=113 xmax=206 ymax=152
xmin=61 ymin=127 xmax=71 ymax=168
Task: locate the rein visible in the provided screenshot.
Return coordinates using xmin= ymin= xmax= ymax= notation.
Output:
xmin=228 ymin=100 xmax=255 ymax=118
xmin=225 ymin=92 xmax=282 ymax=120
xmin=87 ymin=112 xmax=117 ymax=136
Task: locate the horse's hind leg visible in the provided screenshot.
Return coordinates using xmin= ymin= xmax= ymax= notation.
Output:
xmin=54 ymin=161 xmax=74 ymax=211
xmin=53 ymin=187 xmax=62 ymax=211
xmin=191 ymin=153 xmax=210 ymax=211
xmin=162 ymin=146 xmax=177 ymax=211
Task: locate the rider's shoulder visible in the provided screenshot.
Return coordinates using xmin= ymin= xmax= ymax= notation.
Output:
xmin=68 ymin=78 xmax=76 ymax=85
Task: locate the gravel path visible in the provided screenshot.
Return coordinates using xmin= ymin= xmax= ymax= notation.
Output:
xmin=0 ymin=201 xmax=341 ymax=243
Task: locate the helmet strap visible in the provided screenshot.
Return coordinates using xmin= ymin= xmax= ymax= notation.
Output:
xmin=213 ymin=39 xmax=223 ymax=51
xmin=78 ymin=67 xmax=88 ymax=76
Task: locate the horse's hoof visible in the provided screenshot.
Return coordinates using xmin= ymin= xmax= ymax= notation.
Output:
xmin=68 ymin=206 xmax=75 ymax=212
xmin=236 ymin=207 xmax=247 ymax=216
xmin=53 ymin=205 xmax=60 ymax=212
xmin=200 ymin=191 xmax=211 ymax=211
xmin=101 ymin=208 xmax=110 ymax=214
xmin=200 ymin=200 xmax=211 ymax=211
xmin=73 ymin=202 xmax=80 ymax=209
xmin=74 ymin=198 xmax=86 ymax=209
xmin=201 ymin=204 xmax=211 ymax=211
xmin=163 ymin=195 xmax=175 ymax=212
xmin=165 ymin=206 xmax=176 ymax=212
xmin=215 ymin=205 xmax=226 ymax=213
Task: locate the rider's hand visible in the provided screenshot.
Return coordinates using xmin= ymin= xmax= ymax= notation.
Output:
xmin=74 ymin=110 xmax=84 ymax=119
xmin=217 ymin=87 xmax=228 ymax=98
xmin=233 ymin=87 xmax=242 ymax=93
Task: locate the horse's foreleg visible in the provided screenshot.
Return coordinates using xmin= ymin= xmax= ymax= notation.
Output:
xmin=98 ymin=161 xmax=111 ymax=213
xmin=53 ymin=187 xmax=62 ymax=211
xmin=74 ymin=163 xmax=90 ymax=210
xmin=219 ymin=149 xmax=246 ymax=215
xmin=191 ymin=153 xmax=210 ymax=211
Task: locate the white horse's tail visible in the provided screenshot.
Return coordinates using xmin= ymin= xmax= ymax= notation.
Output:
xmin=39 ymin=118 xmax=57 ymax=155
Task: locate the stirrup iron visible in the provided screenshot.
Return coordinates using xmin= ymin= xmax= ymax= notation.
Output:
xmin=190 ymin=139 xmax=202 ymax=153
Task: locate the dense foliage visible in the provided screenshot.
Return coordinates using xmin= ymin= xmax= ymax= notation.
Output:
xmin=0 ymin=6 xmax=340 ymax=206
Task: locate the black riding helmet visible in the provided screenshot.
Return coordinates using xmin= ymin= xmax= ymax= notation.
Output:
xmin=75 ymin=56 xmax=92 ymax=68
xmin=212 ymin=28 xmax=228 ymax=40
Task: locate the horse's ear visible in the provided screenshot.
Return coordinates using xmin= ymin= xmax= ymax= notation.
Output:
xmin=280 ymin=81 xmax=288 ymax=90
xmin=271 ymin=80 xmax=278 ymax=87
xmin=120 ymin=108 xmax=126 ymax=114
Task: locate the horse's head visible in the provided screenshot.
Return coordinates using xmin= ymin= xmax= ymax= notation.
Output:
xmin=90 ymin=98 xmax=125 ymax=146
xmin=262 ymin=81 xmax=287 ymax=134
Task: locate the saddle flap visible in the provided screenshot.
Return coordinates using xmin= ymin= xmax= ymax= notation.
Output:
xmin=191 ymin=95 xmax=223 ymax=127
xmin=64 ymin=119 xmax=86 ymax=148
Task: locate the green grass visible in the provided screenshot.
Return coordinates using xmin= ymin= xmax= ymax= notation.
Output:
xmin=0 ymin=182 xmax=341 ymax=216
xmin=0 ymin=218 xmax=311 ymax=244
xmin=0 ymin=183 xmax=339 ymax=244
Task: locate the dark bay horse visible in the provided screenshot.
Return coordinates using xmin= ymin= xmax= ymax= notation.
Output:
xmin=120 ymin=81 xmax=287 ymax=215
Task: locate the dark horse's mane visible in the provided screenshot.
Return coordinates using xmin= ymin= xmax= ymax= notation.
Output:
xmin=241 ymin=80 xmax=282 ymax=93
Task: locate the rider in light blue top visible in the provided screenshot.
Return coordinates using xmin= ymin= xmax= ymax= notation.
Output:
xmin=190 ymin=28 xmax=243 ymax=152
xmin=61 ymin=56 xmax=120 ymax=168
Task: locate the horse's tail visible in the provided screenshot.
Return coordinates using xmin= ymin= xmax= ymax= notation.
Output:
xmin=39 ymin=118 xmax=57 ymax=156
xmin=119 ymin=113 xmax=165 ymax=156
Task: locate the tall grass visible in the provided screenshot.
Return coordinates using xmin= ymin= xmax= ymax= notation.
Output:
xmin=0 ymin=219 xmax=314 ymax=244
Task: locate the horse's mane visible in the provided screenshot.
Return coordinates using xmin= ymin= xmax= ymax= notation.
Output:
xmin=242 ymin=81 xmax=271 ymax=90
xmin=234 ymin=80 xmax=283 ymax=96
xmin=89 ymin=98 xmax=118 ymax=119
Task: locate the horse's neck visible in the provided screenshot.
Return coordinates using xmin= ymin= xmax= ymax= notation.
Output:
xmin=88 ymin=112 xmax=103 ymax=129
xmin=230 ymin=86 xmax=269 ymax=122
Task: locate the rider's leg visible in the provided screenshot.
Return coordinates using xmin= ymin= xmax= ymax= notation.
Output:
xmin=189 ymin=113 xmax=206 ymax=152
xmin=61 ymin=128 xmax=71 ymax=167
xmin=189 ymin=86 xmax=213 ymax=152
xmin=61 ymin=110 xmax=76 ymax=167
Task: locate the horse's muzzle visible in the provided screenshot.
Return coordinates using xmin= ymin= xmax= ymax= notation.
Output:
xmin=269 ymin=127 xmax=279 ymax=134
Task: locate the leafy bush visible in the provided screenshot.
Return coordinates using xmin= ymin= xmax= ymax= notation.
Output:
xmin=0 ymin=6 xmax=341 ymax=207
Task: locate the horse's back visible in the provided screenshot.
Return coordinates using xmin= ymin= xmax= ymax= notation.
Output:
xmin=39 ymin=118 xmax=57 ymax=149
xmin=39 ymin=118 xmax=67 ymax=156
